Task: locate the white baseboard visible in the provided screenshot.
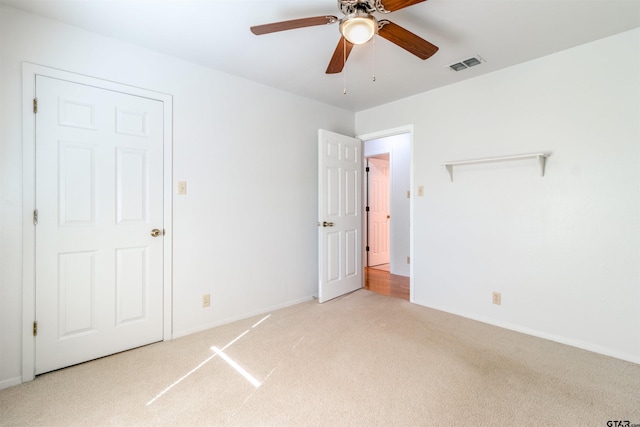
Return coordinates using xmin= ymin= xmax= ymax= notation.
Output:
xmin=171 ymin=295 xmax=315 ymax=340
xmin=0 ymin=376 xmax=22 ymax=390
xmin=416 ymin=302 xmax=640 ymax=365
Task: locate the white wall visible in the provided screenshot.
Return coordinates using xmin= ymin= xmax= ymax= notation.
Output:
xmin=356 ymin=29 xmax=640 ymax=363
xmin=364 ymin=134 xmax=411 ymax=277
xmin=0 ymin=5 xmax=354 ymax=388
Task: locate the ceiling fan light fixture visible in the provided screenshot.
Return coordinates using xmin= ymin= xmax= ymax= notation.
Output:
xmin=340 ymin=13 xmax=377 ymax=45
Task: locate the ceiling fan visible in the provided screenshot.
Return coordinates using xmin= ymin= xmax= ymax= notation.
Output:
xmin=250 ymin=0 xmax=439 ymax=74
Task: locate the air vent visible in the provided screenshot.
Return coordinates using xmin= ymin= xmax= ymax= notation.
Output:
xmin=449 ymin=55 xmax=485 ymax=71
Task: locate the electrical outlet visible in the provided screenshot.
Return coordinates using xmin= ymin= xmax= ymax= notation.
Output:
xmin=492 ymin=292 xmax=501 ymax=305
xmin=202 ymin=294 xmax=210 ymax=308
xmin=178 ymin=181 xmax=187 ymax=195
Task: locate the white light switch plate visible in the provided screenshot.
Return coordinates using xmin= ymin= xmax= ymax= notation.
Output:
xmin=178 ymin=181 xmax=187 ymax=195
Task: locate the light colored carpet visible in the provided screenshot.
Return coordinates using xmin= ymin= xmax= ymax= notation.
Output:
xmin=1 ymin=289 xmax=639 ymax=426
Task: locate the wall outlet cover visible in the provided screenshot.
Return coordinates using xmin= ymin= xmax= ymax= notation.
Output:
xmin=492 ymin=292 xmax=501 ymax=305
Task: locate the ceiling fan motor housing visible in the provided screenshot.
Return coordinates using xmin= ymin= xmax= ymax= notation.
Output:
xmin=338 ymin=0 xmax=381 ymax=16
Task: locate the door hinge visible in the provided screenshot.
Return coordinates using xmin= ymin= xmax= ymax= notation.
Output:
xmin=33 ymin=209 xmax=38 ymax=225
xmin=33 ymin=321 xmax=38 ymax=336
xmin=365 ymin=246 xmax=370 ymax=252
xmin=365 ymin=206 xmax=370 ymax=212
xmin=33 ymin=98 xmax=38 ymax=114
xmin=365 ymin=167 xmax=370 ymax=173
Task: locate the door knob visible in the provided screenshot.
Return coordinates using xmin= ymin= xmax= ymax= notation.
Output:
xmin=322 ymin=221 xmax=334 ymax=227
xmin=150 ymin=228 xmax=162 ymax=237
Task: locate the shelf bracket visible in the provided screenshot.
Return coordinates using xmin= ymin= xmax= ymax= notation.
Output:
xmin=538 ymin=154 xmax=547 ymax=177
xmin=445 ymin=164 xmax=454 ymax=182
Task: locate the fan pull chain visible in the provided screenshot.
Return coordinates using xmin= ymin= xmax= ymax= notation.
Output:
xmin=343 ymin=38 xmax=347 ymax=95
xmin=372 ymin=35 xmax=376 ymax=82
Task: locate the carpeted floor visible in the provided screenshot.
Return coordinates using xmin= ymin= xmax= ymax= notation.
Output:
xmin=1 ymin=289 xmax=639 ymax=426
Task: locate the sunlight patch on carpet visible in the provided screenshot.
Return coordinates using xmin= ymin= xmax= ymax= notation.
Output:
xmin=252 ymin=314 xmax=271 ymax=328
xmin=146 ymin=314 xmax=274 ymax=406
xmin=211 ymin=346 xmax=261 ymax=388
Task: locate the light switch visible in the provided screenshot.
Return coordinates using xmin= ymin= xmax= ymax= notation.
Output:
xmin=178 ymin=181 xmax=187 ymax=195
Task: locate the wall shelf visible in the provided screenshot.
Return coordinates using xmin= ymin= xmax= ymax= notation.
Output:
xmin=443 ymin=152 xmax=551 ymax=182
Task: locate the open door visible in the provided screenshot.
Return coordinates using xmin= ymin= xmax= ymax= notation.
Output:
xmin=366 ymin=156 xmax=390 ymax=267
xmin=318 ymin=130 xmax=362 ymax=303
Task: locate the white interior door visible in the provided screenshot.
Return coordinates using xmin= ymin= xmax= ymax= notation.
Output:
xmin=34 ymin=75 xmax=164 ymax=374
xmin=318 ymin=129 xmax=362 ymax=303
xmin=367 ymin=157 xmax=390 ymax=267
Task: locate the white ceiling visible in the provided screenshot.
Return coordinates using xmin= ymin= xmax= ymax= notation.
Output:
xmin=3 ymin=0 xmax=639 ymax=111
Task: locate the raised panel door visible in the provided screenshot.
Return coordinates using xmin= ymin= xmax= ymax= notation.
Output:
xmin=35 ymin=76 xmax=164 ymax=374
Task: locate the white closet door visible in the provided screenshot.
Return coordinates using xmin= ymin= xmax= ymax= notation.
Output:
xmin=35 ymin=75 xmax=164 ymax=374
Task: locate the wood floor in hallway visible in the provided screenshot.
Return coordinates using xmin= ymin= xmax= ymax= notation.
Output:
xmin=364 ymin=265 xmax=410 ymax=301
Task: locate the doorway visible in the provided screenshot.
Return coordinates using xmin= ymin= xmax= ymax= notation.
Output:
xmin=361 ymin=129 xmax=412 ymax=301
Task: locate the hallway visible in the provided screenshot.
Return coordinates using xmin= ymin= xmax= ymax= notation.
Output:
xmin=364 ymin=265 xmax=409 ymax=300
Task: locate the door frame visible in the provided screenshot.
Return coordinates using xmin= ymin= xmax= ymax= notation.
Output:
xmin=21 ymin=63 xmax=173 ymax=382
xmin=357 ymin=125 xmax=414 ymax=302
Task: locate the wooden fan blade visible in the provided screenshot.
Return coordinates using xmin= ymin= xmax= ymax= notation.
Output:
xmin=378 ymin=21 xmax=438 ymax=60
xmin=251 ymin=16 xmax=338 ymax=35
xmin=326 ymin=37 xmax=355 ymax=74
xmin=380 ymin=0 xmax=426 ymax=12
